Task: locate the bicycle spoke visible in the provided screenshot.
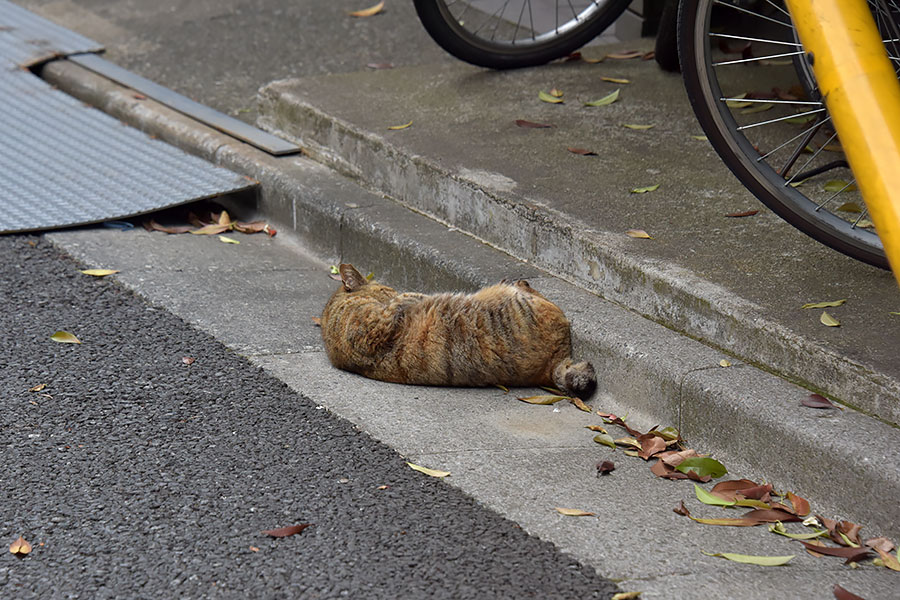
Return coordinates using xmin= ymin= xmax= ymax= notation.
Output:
xmin=714 ymin=50 xmax=806 ymax=67
xmin=709 ymin=32 xmax=801 ymax=47
xmin=736 ymin=108 xmax=827 ymax=131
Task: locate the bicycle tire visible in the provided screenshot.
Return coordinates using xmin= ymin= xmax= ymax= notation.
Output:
xmin=678 ymin=0 xmax=889 ymax=268
xmin=413 ymin=0 xmax=633 ymax=70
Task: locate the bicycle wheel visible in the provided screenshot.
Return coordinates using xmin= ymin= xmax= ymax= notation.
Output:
xmin=413 ymin=0 xmax=633 ymax=69
xmin=679 ymin=0 xmax=890 ymax=268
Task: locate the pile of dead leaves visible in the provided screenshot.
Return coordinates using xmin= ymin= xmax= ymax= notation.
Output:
xmin=143 ymin=209 xmax=276 ymax=238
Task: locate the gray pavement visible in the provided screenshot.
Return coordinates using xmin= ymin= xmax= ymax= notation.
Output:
xmin=4 ymin=0 xmax=900 ymax=598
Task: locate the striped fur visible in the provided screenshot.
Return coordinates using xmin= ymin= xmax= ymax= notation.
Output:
xmin=320 ymin=264 xmax=596 ymax=398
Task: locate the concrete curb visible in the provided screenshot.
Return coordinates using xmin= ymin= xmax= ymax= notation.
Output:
xmin=41 ymin=59 xmax=900 ymax=538
xmin=254 ymin=76 xmax=900 ymax=428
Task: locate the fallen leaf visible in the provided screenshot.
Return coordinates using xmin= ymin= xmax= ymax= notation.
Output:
xmin=824 ymin=180 xmax=858 ymax=192
xmin=515 ymin=119 xmax=554 ymax=128
xmin=567 ymin=147 xmax=598 ymax=156
xmin=249 ymin=546 xmax=260 ymax=552
xmin=80 ymin=269 xmax=119 ymax=277
xmin=820 ymin=311 xmax=841 ymax=327
xmin=623 ymin=124 xmax=654 ymax=130
xmin=181 ymin=356 xmax=196 ymax=365
xmin=261 ymin=524 xmax=313 ymax=538
xmin=549 ymin=88 xmax=564 ymax=98
xmin=786 ymin=492 xmax=811 ymax=516
xmin=601 ymin=77 xmax=630 ymax=84
xmin=836 ymin=202 xmax=863 ymax=213
xmin=9 ymin=536 xmax=32 ymax=555
xmin=741 ymin=102 xmax=774 ymax=114
xmin=675 ymin=457 xmax=727 ymax=479
xmin=585 ymin=425 xmax=607 ymax=434
xmin=584 ymin=89 xmax=620 ymax=107
xmin=625 ymin=229 xmax=653 ymax=239
xmin=555 ymin=507 xmax=595 ymax=517
xmin=388 ymin=121 xmax=413 ymax=130
xmin=233 ymin=221 xmax=270 ymax=234
xmin=311 ymin=317 xmax=322 ymax=327
xmin=653 ymin=459 xmax=709 ymax=481
xmin=785 ymin=114 xmax=818 ymax=125
xmin=801 ymin=393 xmax=837 ymax=409
xmin=695 ymin=483 xmax=736 ymax=507
xmin=143 ymin=219 xmax=193 ymax=234
xmin=833 ymin=585 xmax=866 ymax=600
xmin=605 ymin=50 xmax=642 ymax=60
xmin=219 ymin=236 xmax=240 ymax=244
xmin=718 ymin=359 xmax=732 ymax=367
xmin=571 ymin=397 xmax=592 ymax=412
xmin=611 ymin=593 xmax=642 ymax=600
xmin=614 ymin=436 xmax=642 ymax=451
xmin=29 ymin=383 xmax=47 ymax=392
xmin=630 ymin=184 xmax=660 ymax=194
xmin=366 ymin=62 xmax=393 ymax=69
xmin=637 ymin=434 xmax=667 ymax=460
xmin=726 ymin=93 xmax=752 ymax=108
xmin=593 ymin=433 xmax=616 ymax=450
xmin=875 ymin=548 xmax=900 ymax=571
xmin=597 ymin=460 xmax=615 ymax=475
xmin=539 ymin=90 xmax=564 ymax=104
xmin=133 ymin=93 xmax=147 ymax=100
xmin=518 ymin=394 xmax=569 ymax=405
xmin=377 ymin=485 xmax=389 ymax=490
xmin=798 ymin=541 xmax=870 ymax=563
xmin=769 ymin=522 xmax=828 ymax=540
xmin=598 ymin=412 xmax=644 ymax=437
xmin=801 ymin=299 xmax=846 ymax=309
xmin=701 ymin=550 xmax=794 ymax=566
xmin=50 ymin=331 xmax=81 ymax=344
xmin=407 ymin=462 xmax=450 ymax=478
xmin=348 ymin=1 xmax=384 ymax=17
xmin=865 ymin=537 xmax=896 ymax=553
xmin=215 ymin=211 xmax=233 ymax=226
xmin=725 ymin=210 xmax=758 ymax=218
xmin=190 ymin=223 xmax=231 ymax=235
xmin=691 ymin=135 xmax=708 ymax=141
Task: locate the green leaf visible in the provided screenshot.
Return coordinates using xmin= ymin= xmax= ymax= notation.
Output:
xmin=406 ymin=462 xmax=450 ymax=478
xmin=601 ymin=77 xmax=630 ymax=84
xmin=725 ymin=93 xmax=751 ymax=108
xmin=593 ymin=433 xmax=616 ymax=450
xmin=691 ymin=135 xmax=708 ymax=141
xmin=836 ymin=202 xmax=863 ymax=213
xmin=768 ymin=522 xmax=828 ymax=540
xmin=50 ymin=331 xmax=81 ymax=344
xmin=630 ymin=184 xmax=660 ymax=194
xmin=740 ymin=102 xmax=773 ymax=115
xmin=584 ymin=89 xmax=620 ymax=107
xmin=518 ymin=394 xmax=569 ymax=405
xmin=701 ymin=551 xmax=794 ymax=566
xmin=655 ymin=426 xmax=680 ymax=441
xmin=785 ymin=114 xmax=817 ymax=124
xmin=218 ymin=235 xmax=240 ymax=244
xmin=539 ymin=90 xmax=565 ymax=104
xmin=823 ymin=180 xmax=858 ymax=192
xmin=820 ymin=311 xmax=841 ymax=327
xmin=695 ymin=483 xmax=736 ymax=507
xmin=801 ymin=299 xmax=846 ymax=309
xmin=676 ymin=457 xmax=727 ymax=479
xmin=329 ymin=265 xmax=340 ymax=274
xmin=623 ymin=123 xmax=654 ymax=130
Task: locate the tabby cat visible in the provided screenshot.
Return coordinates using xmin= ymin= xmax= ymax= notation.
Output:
xmin=320 ymin=264 xmax=596 ymax=398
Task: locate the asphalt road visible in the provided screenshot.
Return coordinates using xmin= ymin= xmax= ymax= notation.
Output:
xmin=0 ymin=234 xmax=617 ymax=598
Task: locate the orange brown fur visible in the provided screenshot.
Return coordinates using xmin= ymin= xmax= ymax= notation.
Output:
xmin=320 ymin=264 xmax=596 ymax=398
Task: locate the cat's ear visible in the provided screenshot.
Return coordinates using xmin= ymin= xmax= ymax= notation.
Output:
xmin=339 ymin=263 xmax=368 ymax=292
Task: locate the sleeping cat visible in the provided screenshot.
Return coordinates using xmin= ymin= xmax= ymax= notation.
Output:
xmin=320 ymin=264 xmax=596 ymax=399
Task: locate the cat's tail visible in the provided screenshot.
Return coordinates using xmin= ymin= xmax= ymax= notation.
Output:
xmin=553 ymin=359 xmax=597 ymax=400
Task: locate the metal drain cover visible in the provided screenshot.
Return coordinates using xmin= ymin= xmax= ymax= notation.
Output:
xmin=0 ymin=1 xmax=256 ymax=234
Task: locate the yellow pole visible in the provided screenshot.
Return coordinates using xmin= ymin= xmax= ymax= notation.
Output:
xmin=785 ymin=0 xmax=900 ymax=282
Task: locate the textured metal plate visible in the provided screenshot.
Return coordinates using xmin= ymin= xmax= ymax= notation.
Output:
xmin=0 ymin=2 xmax=256 ymax=234
xmin=0 ymin=0 xmax=102 ymax=68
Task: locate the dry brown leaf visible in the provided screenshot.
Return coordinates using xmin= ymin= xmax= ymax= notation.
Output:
xmin=596 ymin=460 xmax=615 ymax=475
xmin=29 ymin=383 xmax=47 ymax=392
xmin=9 ymin=536 xmax=32 ymax=555
xmin=181 ymin=356 xmax=196 ymax=365
xmin=515 ymin=119 xmax=554 ymax=129
xmin=143 ymin=219 xmax=193 ymax=234
xmin=311 ymin=316 xmax=322 ymax=327
xmin=567 ymin=147 xmax=598 ymax=156
xmin=625 ymin=229 xmax=652 ymax=239
xmin=262 ymin=524 xmax=313 ymax=538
